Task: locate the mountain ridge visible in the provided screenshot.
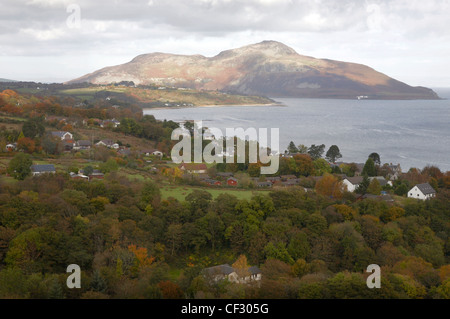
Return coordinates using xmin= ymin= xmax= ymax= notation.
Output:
xmin=67 ymin=41 xmax=439 ymax=100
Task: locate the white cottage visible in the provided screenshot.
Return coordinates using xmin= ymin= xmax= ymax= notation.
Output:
xmin=342 ymin=176 xmax=364 ymax=192
xmin=408 ymin=183 xmax=436 ymax=200
xmin=96 ymin=139 xmax=119 ymax=149
xmin=51 ymin=131 xmax=73 ymax=141
xmin=203 ymin=264 xmax=262 ymax=284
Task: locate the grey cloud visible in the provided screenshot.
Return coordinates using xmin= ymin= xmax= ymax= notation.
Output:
xmin=0 ymin=0 xmax=449 ymax=86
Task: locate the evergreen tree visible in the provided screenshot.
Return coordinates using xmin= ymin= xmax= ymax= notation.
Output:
xmin=297 ymin=144 xmax=308 ymax=154
xmin=308 ymin=144 xmax=326 ymax=160
xmin=356 ymin=174 xmax=370 ymax=194
xmin=90 ymin=270 xmax=107 ymax=293
xmin=362 ymin=158 xmax=377 ymax=177
xmin=368 ymin=152 xmax=381 ymax=166
xmin=325 ymin=145 xmax=342 ymax=163
xmin=287 ymin=141 xmax=298 ymax=154
xmin=48 ymin=278 xmax=65 ymax=299
xmin=22 ymin=118 xmax=45 ymax=139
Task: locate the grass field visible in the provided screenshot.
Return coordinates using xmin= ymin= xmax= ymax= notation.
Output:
xmin=160 ymin=185 xmax=270 ymax=201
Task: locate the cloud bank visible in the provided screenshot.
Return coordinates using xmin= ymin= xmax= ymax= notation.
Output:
xmin=1 ymin=0 xmax=449 ymax=86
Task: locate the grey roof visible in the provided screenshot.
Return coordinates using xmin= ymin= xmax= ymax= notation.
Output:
xmin=248 ymin=266 xmax=262 ymax=275
xmin=369 ymin=176 xmax=388 ymax=187
xmin=51 ymin=131 xmax=70 ymax=138
xmin=416 ymin=183 xmax=436 ymax=195
xmin=98 ymin=139 xmax=115 ymax=145
xmin=361 ymin=194 xmax=394 ymax=202
xmin=79 ymin=169 xmax=104 ymax=175
xmin=345 ymin=176 xmax=364 ymax=185
xmin=387 ymin=164 xmax=401 ymax=171
xmin=203 ymin=264 xmax=235 ymax=276
xmin=31 ymin=164 xmax=56 ymax=172
xmin=76 ymin=140 xmax=92 ymax=146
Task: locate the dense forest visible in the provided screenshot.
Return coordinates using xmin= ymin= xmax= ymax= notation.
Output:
xmin=0 ymin=172 xmax=448 ymax=299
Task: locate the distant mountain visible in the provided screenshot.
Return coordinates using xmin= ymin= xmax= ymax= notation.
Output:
xmin=68 ymin=41 xmax=439 ymax=100
xmin=0 ymin=78 xmax=17 ymax=82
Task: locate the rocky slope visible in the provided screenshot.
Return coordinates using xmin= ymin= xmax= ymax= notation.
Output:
xmin=68 ymin=41 xmax=439 ymax=100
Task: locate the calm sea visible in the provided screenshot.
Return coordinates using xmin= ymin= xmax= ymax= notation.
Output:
xmin=144 ymin=88 xmax=450 ymax=172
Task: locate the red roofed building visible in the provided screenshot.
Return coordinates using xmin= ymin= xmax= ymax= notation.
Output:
xmin=227 ymin=177 xmax=238 ymax=186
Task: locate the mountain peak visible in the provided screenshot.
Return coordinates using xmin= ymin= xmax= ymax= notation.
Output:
xmin=67 ymin=41 xmax=439 ymax=100
xmin=232 ymin=40 xmax=298 ymax=57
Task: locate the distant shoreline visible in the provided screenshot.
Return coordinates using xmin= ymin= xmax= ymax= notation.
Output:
xmin=144 ymin=102 xmax=285 ymax=110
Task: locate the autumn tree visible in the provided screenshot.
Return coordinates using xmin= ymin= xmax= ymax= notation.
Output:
xmin=367 ymin=178 xmax=382 ymax=195
xmin=158 ymin=281 xmax=184 ymax=299
xmin=128 ymin=245 xmax=155 ymax=274
xmin=232 ymin=254 xmax=251 ymax=279
xmin=17 ymin=137 xmax=35 ymax=154
xmin=315 ymin=174 xmax=345 ymax=199
xmin=289 ymin=154 xmax=315 ymax=177
xmin=313 ymin=158 xmax=332 ymax=176
xmin=292 ymin=259 xmax=310 ymax=278
xmin=7 ymin=152 xmax=32 ymax=180
xmin=380 ymin=207 xmax=405 ymax=223
xmin=340 ymin=162 xmax=358 ymax=177
xmin=62 ymin=124 xmax=73 ymax=132
xmin=333 ymin=204 xmax=358 ymax=221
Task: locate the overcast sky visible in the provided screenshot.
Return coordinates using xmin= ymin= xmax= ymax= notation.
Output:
xmin=1 ymin=0 xmax=449 ymax=87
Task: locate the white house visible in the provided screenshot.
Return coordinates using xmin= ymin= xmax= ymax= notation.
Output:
xmin=30 ymin=164 xmax=56 ymax=176
xmin=203 ymin=264 xmax=262 ymax=284
xmin=96 ymin=139 xmax=119 ymax=149
xmin=100 ymin=119 xmax=121 ymax=128
xmin=141 ymin=149 xmax=163 ymax=158
xmin=51 ymin=131 xmax=73 ymax=141
xmin=342 ymin=176 xmax=364 ymax=192
xmin=179 ymin=163 xmax=208 ymax=174
xmin=408 ymin=183 xmax=436 ymax=200
xmin=5 ymin=143 xmax=17 ymax=151
xmin=73 ymin=140 xmax=92 ymax=150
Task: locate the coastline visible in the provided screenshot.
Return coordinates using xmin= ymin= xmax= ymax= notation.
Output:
xmin=144 ymin=102 xmax=285 ymax=110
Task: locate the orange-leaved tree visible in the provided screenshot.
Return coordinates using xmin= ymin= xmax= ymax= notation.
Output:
xmin=315 ymin=174 xmax=345 ymax=199
xmin=128 ymin=244 xmax=155 ymax=274
xmin=232 ymin=254 xmax=251 ymax=279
